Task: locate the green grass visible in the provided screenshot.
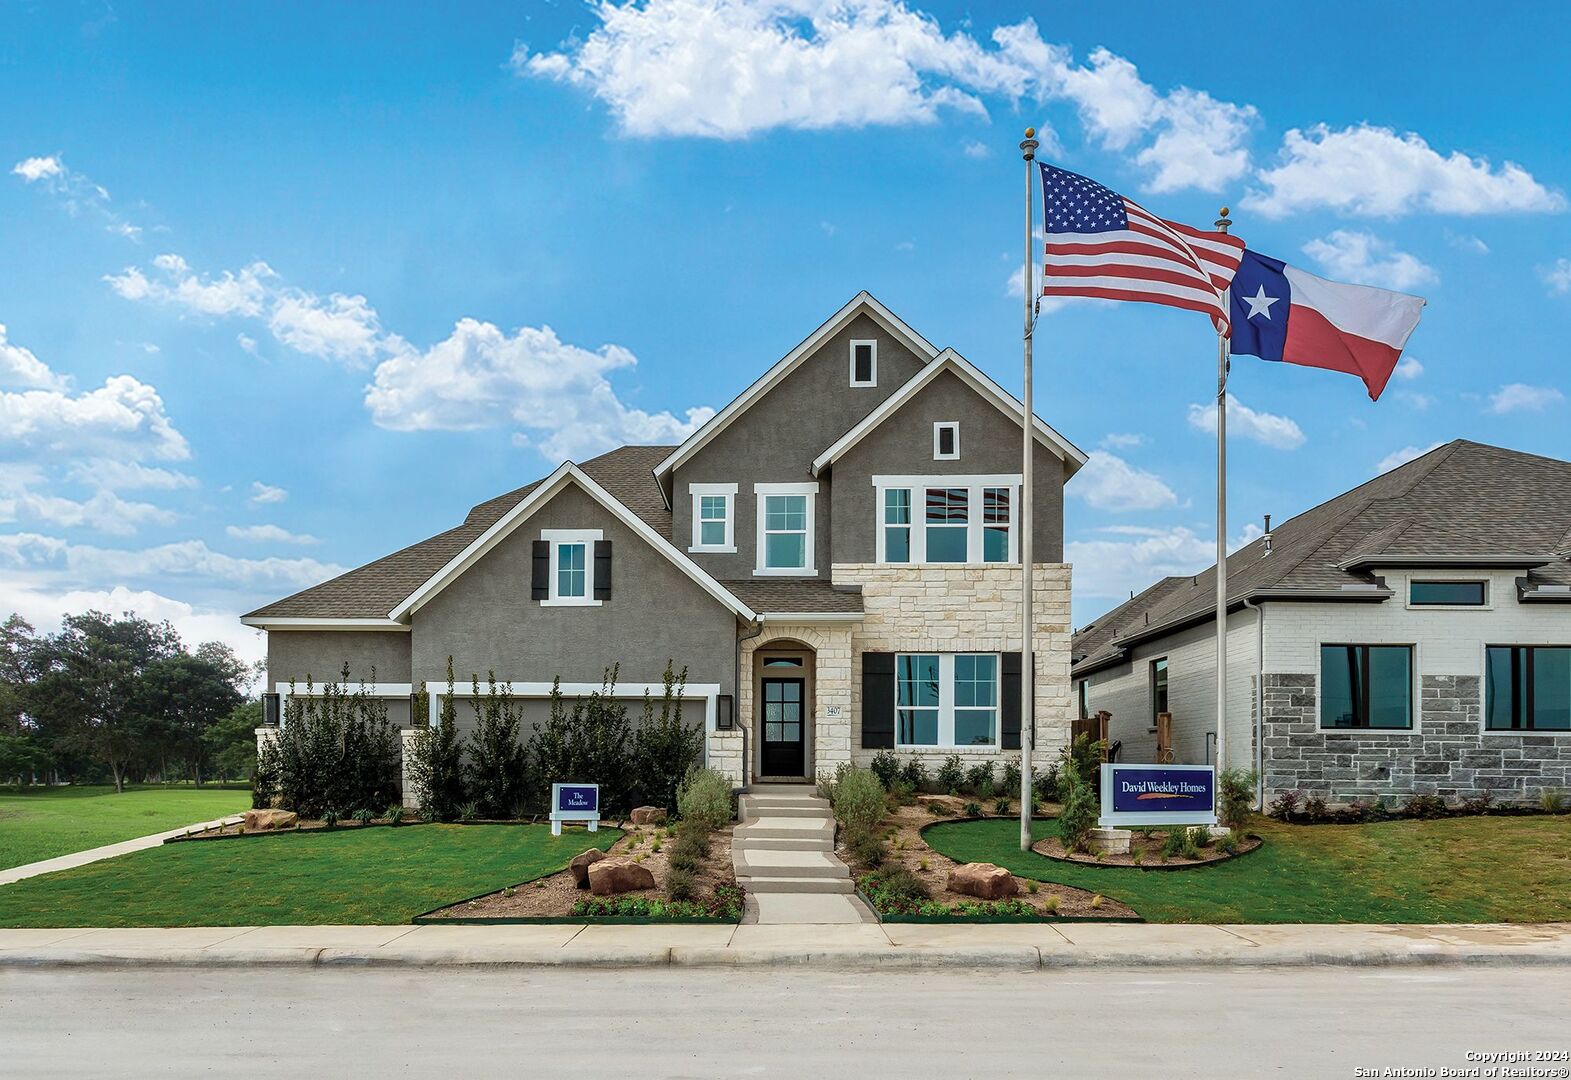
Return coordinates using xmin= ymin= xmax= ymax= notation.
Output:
xmin=924 ymin=815 xmax=1571 ymax=924
xmin=0 ymin=823 xmax=622 ymax=926
xmin=0 ymin=784 xmax=253 ymax=870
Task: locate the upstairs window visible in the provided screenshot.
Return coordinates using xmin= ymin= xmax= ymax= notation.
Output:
xmin=688 ymin=483 xmax=736 ymax=553
xmin=755 ymin=483 xmax=817 ymax=575
xmin=1486 ymin=646 xmax=1571 ymax=731
xmin=933 ymin=421 xmax=960 ymax=460
xmin=849 ymin=339 xmax=877 ymax=387
xmin=982 ymin=487 xmax=1011 ymax=563
xmin=1410 ymin=580 xmax=1487 ymax=606
xmin=883 ymin=488 xmax=911 ymax=563
xmin=1320 ymin=644 xmax=1412 ymax=729
xmin=557 ymin=543 xmax=586 ymax=598
xmin=874 ymin=476 xmax=1019 ymax=565
xmin=924 ymin=487 xmax=969 ymax=563
xmin=539 ymin=529 xmax=603 ymax=607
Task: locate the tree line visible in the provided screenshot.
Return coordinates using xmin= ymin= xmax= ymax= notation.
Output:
xmin=0 ymin=611 xmax=260 ymax=791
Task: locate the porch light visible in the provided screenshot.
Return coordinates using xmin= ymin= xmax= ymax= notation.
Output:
xmin=716 ymin=694 xmax=735 ymax=730
xmin=262 ymin=692 xmax=281 ymax=727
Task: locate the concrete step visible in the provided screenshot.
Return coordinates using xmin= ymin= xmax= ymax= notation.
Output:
xmin=731 ymin=835 xmax=834 ymax=853
xmin=734 ymin=816 xmax=836 ymax=842
xmin=733 ymin=848 xmax=849 ymax=879
xmin=736 ymin=875 xmax=855 ymax=895
xmin=739 ymin=801 xmax=826 ymax=819
xmin=748 ymin=782 xmax=820 ymax=796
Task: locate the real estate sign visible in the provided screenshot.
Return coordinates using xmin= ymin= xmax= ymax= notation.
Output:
xmin=550 ymin=783 xmax=600 ymax=836
xmin=1098 ymin=764 xmax=1218 ymax=828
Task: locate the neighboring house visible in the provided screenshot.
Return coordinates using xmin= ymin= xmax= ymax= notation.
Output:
xmin=1071 ymin=440 xmax=1571 ymax=806
xmin=244 ymin=292 xmax=1087 ymax=796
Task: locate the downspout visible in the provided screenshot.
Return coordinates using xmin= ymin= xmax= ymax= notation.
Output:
xmin=736 ymin=618 xmax=765 ymax=792
xmin=1242 ymin=597 xmax=1265 ymax=810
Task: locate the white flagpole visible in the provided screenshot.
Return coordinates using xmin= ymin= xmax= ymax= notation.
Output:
xmin=1019 ymin=127 xmax=1039 ymax=852
xmin=1213 ymin=207 xmax=1232 ymax=774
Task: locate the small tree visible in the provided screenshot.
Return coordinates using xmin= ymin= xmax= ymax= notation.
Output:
xmin=407 ymin=667 xmax=466 ymax=820
xmin=465 ymin=671 xmax=528 ymax=818
xmin=529 ymin=667 xmax=635 ymax=814
xmin=632 ymin=661 xmax=702 ymax=811
xmin=1217 ymin=767 xmax=1257 ymax=830
xmin=1057 ymin=766 xmax=1099 ymax=853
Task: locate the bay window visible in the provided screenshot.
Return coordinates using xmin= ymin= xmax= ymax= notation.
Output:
xmin=873 ymin=475 xmax=1019 ymax=565
xmin=895 ymin=652 xmax=999 ymax=748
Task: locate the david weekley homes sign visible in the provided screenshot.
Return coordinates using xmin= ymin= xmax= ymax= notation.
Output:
xmin=1098 ymin=764 xmax=1218 ymax=828
xmin=549 ymin=783 xmax=600 ymax=836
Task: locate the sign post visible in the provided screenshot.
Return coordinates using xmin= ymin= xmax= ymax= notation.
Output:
xmin=549 ymin=783 xmax=600 ymax=837
xmin=1098 ymin=764 xmax=1217 ymax=829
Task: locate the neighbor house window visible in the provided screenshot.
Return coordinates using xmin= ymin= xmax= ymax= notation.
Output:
xmin=688 ymin=483 xmax=737 ymax=552
xmin=1320 ymin=645 xmax=1413 ymax=729
xmin=933 ymin=421 xmax=960 ymax=460
xmin=895 ymin=653 xmax=999 ymax=748
xmin=542 ymin=529 xmax=602 ymax=607
xmin=1486 ymin=646 xmax=1571 ymax=731
xmin=1410 ymin=580 xmax=1487 ymax=606
xmin=874 ymin=476 xmax=1019 ymax=565
xmin=754 ymin=482 xmax=817 ymax=574
xmin=1150 ymin=658 xmax=1169 ymax=724
xmin=1077 ymin=680 xmax=1089 ymax=720
xmin=849 ymin=339 xmax=877 ymax=387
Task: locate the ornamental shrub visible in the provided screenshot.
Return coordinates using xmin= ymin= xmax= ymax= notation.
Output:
xmin=828 ymin=763 xmax=886 ymax=836
xmin=632 ymin=662 xmax=704 ymax=812
xmin=1000 ymin=757 xmax=1022 ymax=799
xmin=1267 ymin=789 xmax=1301 ymax=821
xmin=1058 ymin=734 xmax=1104 ymax=802
xmin=530 ymin=669 xmax=636 ymax=814
xmin=869 ymin=750 xmax=901 ymax=789
xmin=935 ymin=754 xmax=965 ymax=794
xmin=1217 ymin=767 xmax=1257 ymax=830
xmin=1056 ymin=765 xmax=1098 ymax=854
xmin=899 ymin=756 xmax=929 ymax=793
xmin=964 ymin=761 xmax=995 ymax=795
xmin=676 ymin=767 xmax=733 ymax=831
xmin=407 ymin=669 xmax=466 ymax=821
xmin=465 ymin=672 xmax=529 ymax=819
xmin=268 ymin=669 xmax=400 ymax=819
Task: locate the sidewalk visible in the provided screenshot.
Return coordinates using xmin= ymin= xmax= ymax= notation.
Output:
xmin=3 ymin=921 xmax=1569 ymax=970
xmin=0 ymin=815 xmax=246 ymax=887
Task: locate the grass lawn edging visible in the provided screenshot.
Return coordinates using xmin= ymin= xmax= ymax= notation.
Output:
xmin=853 ymin=882 xmax=1142 ymax=924
xmin=1028 ymin=832 xmax=1267 ymax=872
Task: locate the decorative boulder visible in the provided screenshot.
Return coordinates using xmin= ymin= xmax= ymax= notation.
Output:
xmin=569 ymin=848 xmax=609 ymax=889
xmin=948 ymin=862 xmax=1019 ymax=900
xmin=629 ymin=806 xmax=667 ymax=826
xmin=587 ymin=857 xmax=657 ymax=896
xmin=243 ymin=809 xmax=298 ymax=831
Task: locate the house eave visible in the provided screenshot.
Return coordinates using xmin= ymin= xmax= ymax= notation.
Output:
xmin=240 ymin=617 xmax=410 ymax=632
xmin=1338 ymin=553 xmax=1557 ymax=571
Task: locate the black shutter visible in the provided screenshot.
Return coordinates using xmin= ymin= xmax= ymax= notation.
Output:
xmin=593 ymin=540 xmax=612 ymax=600
xmin=531 ymin=540 xmax=550 ymax=600
xmin=861 ymin=652 xmax=895 ymax=749
xmin=1001 ymin=651 xmax=1023 ymax=750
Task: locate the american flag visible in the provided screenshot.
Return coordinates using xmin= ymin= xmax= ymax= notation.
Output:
xmin=1039 ymin=163 xmax=1245 ymax=334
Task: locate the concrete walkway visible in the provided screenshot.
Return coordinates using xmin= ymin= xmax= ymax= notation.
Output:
xmin=732 ymin=785 xmax=875 ymax=925
xmin=3 ymin=921 xmax=1569 ymax=970
xmin=0 ymin=814 xmax=246 ymax=887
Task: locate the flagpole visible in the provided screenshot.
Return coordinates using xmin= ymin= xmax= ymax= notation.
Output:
xmin=1213 ymin=207 xmax=1232 ymax=776
xmin=1019 ymin=127 xmax=1039 ymax=852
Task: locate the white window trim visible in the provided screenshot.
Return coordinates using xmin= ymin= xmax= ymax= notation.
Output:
xmin=754 ymin=482 xmax=818 ymax=576
xmin=895 ymin=652 xmax=1000 ymax=750
xmin=541 ymin=528 xmax=602 ymax=607
xmin=932 ymin=421 xmax=960 ymax=461
xmin=688 ymin=482 xmax=738 ymax=553
xmin=873 ymin=474 xmax=1020 ymax=565
xmin=849 ymin=338 xmax=878 ymax=387
xmin=429 ymin=680 xmax=725 ymax=732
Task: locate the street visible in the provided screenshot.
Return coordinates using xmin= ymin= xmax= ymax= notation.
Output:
xmin=2 ymin=964 xmax=1567 ymax=1078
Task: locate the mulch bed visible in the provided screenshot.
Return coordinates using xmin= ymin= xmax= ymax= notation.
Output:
xmin=853 ymin=798 xmax=1137 ymax=919
xmin=422 ymin=823 xmax=736 ymax=920
xmin=1033 ymin=828 xmax=1262 ymax=869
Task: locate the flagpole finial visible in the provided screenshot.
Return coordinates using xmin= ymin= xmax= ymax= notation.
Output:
xmin=1215 ymin=206 xmax=1232 ymax=234
xmin=1020 ymin=127 xmax=1039 ymax=162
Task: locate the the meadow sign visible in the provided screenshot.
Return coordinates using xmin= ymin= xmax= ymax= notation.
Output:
xmin=1098 ymin=764 xmax=1217 ymax=828
xmin=550 ymin=783 xmax=600 ymax=836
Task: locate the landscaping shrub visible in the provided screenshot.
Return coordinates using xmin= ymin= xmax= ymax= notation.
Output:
xmin=322 ymin=807 xmax=339 ymax=829
xmin=859 ymin=865 xmax=929 ymax=908
xmin=1403 ymin=794 xmax=1448 ymax=820
xmin=869 ymin=750 xmax=901 ymax=789
xmin=963 ymin=800 xmax=983 ymax=818
xmin=1268 ymin=789 xmax=1301 ymax=820
xmin=1035 ymin=761 xmax=1060 ymax=805
xmin=1217 ymin=767 xmax=1256 ymax=830
xmin=935 ymin=754 xmax=965 ymax=794
xmin=632 ymin=663 xmax=704 ymax=812
xmin=530 ymin=669 xmax=636 ymax=814
xmin=252 ymin=740 xmax=279 ymax=809
xmin=1059 ymin=734 xmax=1104 ymax=800
xmin=354 ymin=807 xmax=375 ymax=826
xmin=407 ymin=671 xmax=466 ymax=821
xmin=1541 ymin=789 xmax=1568 ymax=814
xmin=1000 ymin=757 xmax=1022 ymax=799
xmin=847 ymin=826 xmax=886 ymax=868
xmin=1159 ymin=827 xmax=1187 ymax=861
xmin=1461 ymin=791 xmax=1494 ymax=815
xmin=964 ymin=761 xmax=994 ymax=796
xmin=1056 ymin=764 xmax=1098 ymax=853
xmin=899 ymin=756 xmax=929 ymax=793
xmin=889 ymin=778 xmax=916 ymax=806
xmin=465 ymin=672 xmax=529 ymax=819
xmin=676 ymin=767 xmax=733 ymax=831
xmin=1303 ymin=795 xmax=1330 ymax=823
xmin=993 ymin=797 xmax=1011 ymax=816
xmin=458 ymin=800 xmax=479 ymax=822
xmin=386 ymin=804 xmax=404 ymax=826
xmin=266 ymin=669 xmax=401 ymax=819
xmin=828 ymin=764 xmax=886 ymax=836
xmin=666 ymin=867 xmax=696 ymax=902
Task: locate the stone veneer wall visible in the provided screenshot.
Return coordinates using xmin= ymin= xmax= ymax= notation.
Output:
xmin=1261 ymin=673 xmax=1571 ymax=805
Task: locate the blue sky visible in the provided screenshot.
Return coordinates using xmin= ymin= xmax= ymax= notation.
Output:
xmin=3 ymin=0 xmax=1569 ymax=664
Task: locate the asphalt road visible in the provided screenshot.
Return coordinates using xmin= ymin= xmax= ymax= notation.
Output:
xmin=2 ymin=964 xmax=1567 ymax=1078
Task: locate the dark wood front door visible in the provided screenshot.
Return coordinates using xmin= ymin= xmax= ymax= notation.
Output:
xmin=761 ymin=677 xmax=806 ymax=776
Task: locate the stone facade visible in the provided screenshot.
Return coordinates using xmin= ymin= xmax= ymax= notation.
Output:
xmin=735 ymin=622 xmax=855 ymax=784
xmin=1261 ymin=673 xmax=1571 ymax=805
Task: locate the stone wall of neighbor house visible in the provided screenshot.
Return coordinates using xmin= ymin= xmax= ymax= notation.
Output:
xmin=1261 ymin=673 xmax=1571 ymax=804
xmin=835 ymin=563 xmax=1073 ymax=773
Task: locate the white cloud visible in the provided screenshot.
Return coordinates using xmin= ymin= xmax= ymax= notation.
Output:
xmin=1246 ymin=124 xmax=1564 ymax=218
xmin=248 ymin=481 xmax=288 ymax=506
xmin=1488 ymin=383 xmax=1564 ymax=415
xmin=962 ymin=140 xmax=991 ymax=159
xmin=105 ymin=258 xmax=272 ymax=318
xmin=1395 ymin=390 xmax=1434 ymax=411
xmin=1186 ymin=394 xmax=1305 ymax=449
xmin=1100 ymin=432 xmax=1145 ymax=450
xmin=12 ymin=153 xmax=142 ymax=239
xmin=0 ymin=373 xmax=189 ymax=461
xmin=1301 ymin=230 xmax=1437 ymax=291
xmin=268 ymin=290 xmax=386 ymax=364
xmin=1067 ymin=525 xmax=1214 ymax=602
xmin=12 ymin=155 xmax=64 ymax=182
xmin=0 ymin=323 xmax=70 ymax=391
xmin=1068 ymin=451 xmax=1177 ymax=512
xmin=1445 ymin=230 xmax=1489 ymax=255
xmin=1377 ymin=442 xmax=1444 ymax=472
xmin=365 ymin=318 xmax=714 ymax=461
xmin=1393 ymin=357 xmax=1424 ymax=381
xmin=64 ymin=459 xmax=197 ymax=491
xmin=226 ymin=523 xmax=318 ymax=545
xmin=1132 ymin=87 xmax=1256 ymax=194
xmin=0 ymin=532 xmax=342 ymax=592
xmin=1 ymin=488 xmax=176 ymax=536
xmin=1540 ymin=258 xmax=1571 ymax=296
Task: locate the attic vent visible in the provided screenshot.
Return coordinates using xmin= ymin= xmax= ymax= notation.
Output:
xmin=1262 ymin=514 xmax=1273 ymax=556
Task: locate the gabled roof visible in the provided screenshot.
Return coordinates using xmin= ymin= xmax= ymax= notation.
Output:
xmin=809 ymin=348 xmax=1087 ymax=477
xmin=389 ymin=462 xmax=755 ymax=623
xmin=653 ymin=291 xmax=940 ymax=490
xmin=1071 ymin=440 xmax=1571 ymax=677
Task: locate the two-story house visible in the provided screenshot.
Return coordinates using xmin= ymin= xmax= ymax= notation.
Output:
xmin=243 ymin=293 xmax=1087 ymax=793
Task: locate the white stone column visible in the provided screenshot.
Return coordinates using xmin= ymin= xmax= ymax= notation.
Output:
xmin=399 ymin=728 xmax=423 ymax=809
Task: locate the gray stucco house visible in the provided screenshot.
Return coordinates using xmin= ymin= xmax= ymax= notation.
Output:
xmin=244 ymin=293 xmax=1087 ymax=791
xmin=1072 ymin=440 xmax=1571 ymax=806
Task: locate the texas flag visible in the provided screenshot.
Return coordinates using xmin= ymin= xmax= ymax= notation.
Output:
xmin=1229 ymin=250 xmax=1426 ymax=401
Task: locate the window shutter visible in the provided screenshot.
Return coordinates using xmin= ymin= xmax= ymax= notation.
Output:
xmin=860 ymin=652 xmax=895 ymax=749
xmin=531 ymin=540 xmax=550 ymax=600
xmin=593 ymin=540 xmax=612 ymax=600
xmin=1001 ymin=651 xmax=1023 ymax=750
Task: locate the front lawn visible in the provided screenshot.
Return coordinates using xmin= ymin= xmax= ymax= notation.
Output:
xmin=924 ymin=814 xmax=1571 ymax=924
xmin=0 ymin=824 xmax=621 ymax=926
xmin=0 ymin=784 xmax=253 ymax=871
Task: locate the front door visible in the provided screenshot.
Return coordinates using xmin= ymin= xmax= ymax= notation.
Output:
xmin=760 ymin=677 xmax=806 ymax=777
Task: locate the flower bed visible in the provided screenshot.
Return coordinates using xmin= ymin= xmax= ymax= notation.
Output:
xmin=1032 ymin=828 xmax=1262 ymax=870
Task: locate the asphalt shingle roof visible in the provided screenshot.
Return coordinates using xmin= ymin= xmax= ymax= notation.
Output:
xmin=722 ymin=579 xmax=863 ymax=614
xmin=1072 ymin=440 xmax=1571 ymax=675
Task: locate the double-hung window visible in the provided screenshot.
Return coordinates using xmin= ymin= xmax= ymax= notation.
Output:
xmin=754 ymin=482 xmax=817 ymax=575
xmin=1319 ymin=644 xmax=1413 ymax=729
xmin=689 ymin=483 xmax=737 ymax=553
xmin=541 ymin=529 xmax=602 ymax=607
xmin=895 ymin=653 xmax=999 ymax=748
xmin=1486 ymin=646 xmax=1571 ymax=731
xmin=874 ymin=476 xmax=1018 ymax=564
